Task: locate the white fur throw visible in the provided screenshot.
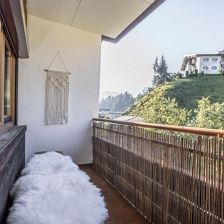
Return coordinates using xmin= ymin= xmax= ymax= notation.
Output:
xmin=7 ymin=152 xmax=108 ymax=224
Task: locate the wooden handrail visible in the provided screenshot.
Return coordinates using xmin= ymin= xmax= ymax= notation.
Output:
xmin=93 ymin=118 xmax=224 ymax=138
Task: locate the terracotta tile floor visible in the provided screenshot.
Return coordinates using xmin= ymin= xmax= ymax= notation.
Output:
xmin=81 ymin=165 xmax=148 ymax=224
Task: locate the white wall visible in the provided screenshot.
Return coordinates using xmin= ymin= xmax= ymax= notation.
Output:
xmin=18 ymin=16 xmax=101 ymax=164
xmin=196 ymin=57 xmax=201 ymax=73
xmin=199 ymin=56 xmax=221 ymax=74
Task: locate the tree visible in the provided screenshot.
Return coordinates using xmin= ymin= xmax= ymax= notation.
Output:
xmin=99 ymin=92 xmax=135 ymax=112
xmin=194 ymin=97 xmax=224 ymax=129
xmin=129 ymin=93 xmax=191 ymax=126
xmin=152 ymin=56 xmax=170 ymax=87
xmin=219 ymin=62 xmax=224 ymax=76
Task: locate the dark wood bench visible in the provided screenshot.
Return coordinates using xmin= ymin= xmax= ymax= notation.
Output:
xmin=0 ymin=126 xmax=26 ymax=223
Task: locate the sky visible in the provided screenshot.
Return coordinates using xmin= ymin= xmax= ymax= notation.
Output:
xmin=100 ymin=0 xmax=224 ymax=99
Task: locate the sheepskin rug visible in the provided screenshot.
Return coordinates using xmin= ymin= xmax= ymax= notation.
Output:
xmin=7 ymin=152 xmax=108 ymax=224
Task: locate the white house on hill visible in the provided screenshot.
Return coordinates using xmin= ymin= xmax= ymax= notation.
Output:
xmin=181 ymin=51 xmax=224 ymax=76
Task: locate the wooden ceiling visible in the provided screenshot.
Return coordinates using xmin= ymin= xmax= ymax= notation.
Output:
xmin=27 ymin=0 xmax=159 ymax=39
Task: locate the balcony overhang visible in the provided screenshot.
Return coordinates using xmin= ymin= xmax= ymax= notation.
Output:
xmin=0 ymin=0 xmax=165 ymax=58
xmin=0 ymin=0 xmax=29 ymax=58
xmin=27 ymin=0 xmax=165 ymax=42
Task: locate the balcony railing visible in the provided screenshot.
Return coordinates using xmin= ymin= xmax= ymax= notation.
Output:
xmin=92 ymin=118 xmax=224 ymax=224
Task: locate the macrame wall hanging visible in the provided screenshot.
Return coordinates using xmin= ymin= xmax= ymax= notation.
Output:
xmin=44 ymin=52 xmax=70 ymax=126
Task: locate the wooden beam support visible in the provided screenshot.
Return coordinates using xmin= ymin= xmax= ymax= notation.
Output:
xmin=10 ymin=56 xmax=16 ymax=122
xmin=0 ymin=22 xmax=5 ymax=124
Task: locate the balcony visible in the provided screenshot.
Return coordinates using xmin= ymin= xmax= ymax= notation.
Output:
xmin=92 ymin=118 xmax=224 ymax=224
xmin=0 ymin=1 xmax=223 ymax=223
xmin=2 ymin=119 xmax=224 ymax=223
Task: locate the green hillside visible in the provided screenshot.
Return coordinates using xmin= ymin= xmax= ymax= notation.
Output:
xmin=165 ymin=76 xmax=224 ymax=111
xmin=128 ymin=76 xmax=224 ymax=120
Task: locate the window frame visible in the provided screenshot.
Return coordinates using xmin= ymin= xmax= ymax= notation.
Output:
xmin=0 ymin=20 xmax=17 ymax=130
xmin=202 ymin=65 xmax=209 ymax=70
xmin=203 ymin=58 xmax=209 ymax=62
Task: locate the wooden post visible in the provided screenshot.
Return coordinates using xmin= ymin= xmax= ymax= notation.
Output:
xmin=10 ymin=56 xmax=16 ymax=122
xmin=0 ymin=21 xmax=5 ymax=124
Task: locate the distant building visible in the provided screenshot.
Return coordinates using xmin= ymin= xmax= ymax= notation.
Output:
xmin=181 ymin=51 xmax=224 ymax=76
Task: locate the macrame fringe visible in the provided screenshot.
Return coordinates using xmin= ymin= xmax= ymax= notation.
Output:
xmin=45 ymin=70 xmax=69 ymax=125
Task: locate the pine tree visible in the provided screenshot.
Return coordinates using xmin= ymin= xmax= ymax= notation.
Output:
xmin=99 ymin=92 xmax=134 ymax=112
xmin=152 ymin=56 xmax=170 ymax=87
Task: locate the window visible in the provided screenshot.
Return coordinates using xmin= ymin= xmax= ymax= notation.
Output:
xmin=203 ymin=58 xmax=209 ymax=62
xmin=211 ymin=66 xmax=218 ymax=70
xmin=212 ymin=58 xmax=218 ymax=62
xmin=0 ymin=21 xmax=16 ymax=126
xmin=203 ymin=66 xmax=209 ymax=70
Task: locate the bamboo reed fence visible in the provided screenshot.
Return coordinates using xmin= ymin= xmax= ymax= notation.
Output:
xmin=92 ymin=118 xmax=224 ymax=224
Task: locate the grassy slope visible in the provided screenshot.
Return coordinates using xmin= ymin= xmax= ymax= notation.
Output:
xmin=128 ymin=76 xmax=224 ymax=115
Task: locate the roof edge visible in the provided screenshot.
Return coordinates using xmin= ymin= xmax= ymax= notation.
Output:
xmin=102 ymin=0 xmax=166 ymax=43
xmin=184 ymin=53 xmax=224 ymax=58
